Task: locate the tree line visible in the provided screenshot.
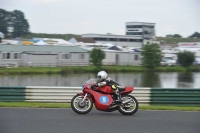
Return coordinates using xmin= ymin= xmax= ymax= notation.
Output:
xmin=165 ymin=32 xmax=200 ymax=38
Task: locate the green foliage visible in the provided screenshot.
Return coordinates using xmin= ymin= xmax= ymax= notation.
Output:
xmin=166 ymin=34 xmax=182 ymax=38
xmin=1 ymin=66 xmax=200 ymax=75
xmin=173 ymin=34 xmax=182 ymax=38
xmin=189 ymin=32 xmax=200 ymax=38
xmin=90 ymin=48 xmax=105 ymax=68
xmin=141 ymin=43 xmax=163 ymax=71
xmin=0 ymin=9 xmax=9 ymax=35
xmin=0 ymin=9 xmax=30 ymax=37
xmin=177 ymin=51 xmax=195 ymax=67
xmin=12 ymin=10 xmax=30 ymax=37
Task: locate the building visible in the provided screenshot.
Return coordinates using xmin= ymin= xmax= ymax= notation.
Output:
xmin=0 ymin=44 xmax=89 ymax=67
xmin=102 ymin=51 xmax=141 ymax=66
xmin=81 ymin=22 xmax=156 ymax=48
xmin=69 ymin=38 xmax=95 ymax=44
xmin=82 ymin=34 xmax=143 ymax=47
xmin=0 ymin=32 xmax=5 ymax=43
xmin=126 ymin=22 xmax=155 ymax=40
xmin=0 ymin=44 xmax=142 ymax=67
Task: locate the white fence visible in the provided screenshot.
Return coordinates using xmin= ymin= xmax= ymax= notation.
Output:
xmin=24 ymin=86 xmax=151 ymax=105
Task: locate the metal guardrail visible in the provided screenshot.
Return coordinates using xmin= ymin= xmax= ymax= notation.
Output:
xmin=0 ymin=86 xmax=199 ymax=106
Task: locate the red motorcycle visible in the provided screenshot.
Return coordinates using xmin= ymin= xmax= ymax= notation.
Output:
xmin=71 ymin=79 xmax=138 ymax=115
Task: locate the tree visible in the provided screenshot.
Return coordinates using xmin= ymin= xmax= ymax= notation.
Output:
xmin=166 ymin=34 xmax=173 ymax=38
xmin=0 ymin=9 xmax=9 ymax=35
xmin=173 ymin=34 xmax=182 ymax=38
xmin=177 ymin=51 xmax=195 ymax=67
xmin=141 ymin=43 xmax=163 ymax=71
xmin=90 ymin=48 xmax=105 ymax=68
xmin=12 ymin=10 xmax=30 ymax=37
xmin=0 ymin=9 xmax=30 ymax=38
xmin=166 ymin=34 xmax=182 ymax=38
xmin=189 ymin=32 xmax=200 ymax=38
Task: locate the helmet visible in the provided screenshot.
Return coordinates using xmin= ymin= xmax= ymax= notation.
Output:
xmin=97 ymin=71 xmax=108 ymax=81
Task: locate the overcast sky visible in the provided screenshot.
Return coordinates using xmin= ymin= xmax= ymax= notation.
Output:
xmin=1 ymin=0 xmax=200 ymax=37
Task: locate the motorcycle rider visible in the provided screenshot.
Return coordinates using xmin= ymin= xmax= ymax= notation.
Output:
xmin=92 ymin=71 xmax=124 ymax=103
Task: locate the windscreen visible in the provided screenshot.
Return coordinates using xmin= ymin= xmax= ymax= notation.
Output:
xmin=84 ymin=78 xmax=98 ymax=85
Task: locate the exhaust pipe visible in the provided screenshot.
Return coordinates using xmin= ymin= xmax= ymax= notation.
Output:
xmin=108 ymin=104 xmax=119 ymax=109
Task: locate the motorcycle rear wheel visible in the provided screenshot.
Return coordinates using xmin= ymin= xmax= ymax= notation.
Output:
xmin=71 ymin=94 xmax=93 ymax=114
xmin=118 ymin=95 xmax=138 ymax=115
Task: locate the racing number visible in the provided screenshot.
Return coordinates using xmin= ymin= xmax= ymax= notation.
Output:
xmin=103 ymin=97 xmax=106 ymax=103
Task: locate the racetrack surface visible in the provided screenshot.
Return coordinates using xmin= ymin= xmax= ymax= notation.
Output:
xmin=0 ymin=108 xmax=199 ymax=133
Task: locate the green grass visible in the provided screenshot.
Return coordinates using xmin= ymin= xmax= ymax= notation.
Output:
xmin=1 ymin=66 xmax=200 ymax=75
xmin=0 ymin=102 xmax=71 ymax=108
xmin=140 ymin=105 xmax=200 ymax=111
xmin=0 ymin=102 xmax=200 ymax=111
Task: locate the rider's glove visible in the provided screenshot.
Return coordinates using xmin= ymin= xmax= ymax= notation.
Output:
xmin=94 ymin=83 xmax=99 ymax=87
xmin=91 ymin=83 xmax=99 ymax=90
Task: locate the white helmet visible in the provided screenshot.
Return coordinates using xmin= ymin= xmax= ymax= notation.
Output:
xmin=97 ymin=71 xmax=108 ymax=81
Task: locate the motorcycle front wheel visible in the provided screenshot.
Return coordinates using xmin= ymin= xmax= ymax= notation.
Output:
xmin=118 ymin=95 xmax=138 ymax=115
xmin=71 ymin=94 xmax=93 ymax=114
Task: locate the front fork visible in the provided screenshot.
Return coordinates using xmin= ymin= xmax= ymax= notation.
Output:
xmin=81 ymin=93 xmax=88 ymax=103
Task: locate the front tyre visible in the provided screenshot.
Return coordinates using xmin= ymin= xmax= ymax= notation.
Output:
xmin=71 ymin=94 xmax=93 ymax=114
xmin=118 ymin=95 xmax=138 ymax=115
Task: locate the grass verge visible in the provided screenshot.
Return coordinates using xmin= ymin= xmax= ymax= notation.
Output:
xmin=0 ymin=102 xmax=200 ymax=111
xmin=1 ymin=66 xmax=200 ymax=75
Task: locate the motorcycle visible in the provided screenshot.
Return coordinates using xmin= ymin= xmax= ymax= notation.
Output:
xmin=71 ymin=78 xmax=138 ymax=115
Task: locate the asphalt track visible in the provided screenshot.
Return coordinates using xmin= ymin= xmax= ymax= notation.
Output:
xmin=0 ymin=108 xmax=199 ymax=133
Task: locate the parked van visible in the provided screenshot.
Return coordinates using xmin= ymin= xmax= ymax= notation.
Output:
xmin=160 ymin=54 xmax=177 ymax=66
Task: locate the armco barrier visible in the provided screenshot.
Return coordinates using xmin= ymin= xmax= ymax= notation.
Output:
xmin=0 ymin=86 xmax=200 ymax=106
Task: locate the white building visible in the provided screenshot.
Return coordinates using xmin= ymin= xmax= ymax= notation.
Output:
xmin=178 ymin=42 xmax=200 ymax=52
xmin=0 ymin=32 xmax=5 ymax=43
xmin=0 ymin=44 xmax=89 ymax=67
xmin=81 ymin=22 xmax=157 ymax=48
xmin=82 ymin=33 xmax=143 ymax=47
xmin=126 ymin=22 xmax=156 ymax=40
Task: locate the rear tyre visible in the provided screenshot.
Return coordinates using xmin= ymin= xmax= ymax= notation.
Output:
xmin=71 ymin=94 xmax=93 ymax=114
xmin=118 ymin=95 xmax=138 ymax=115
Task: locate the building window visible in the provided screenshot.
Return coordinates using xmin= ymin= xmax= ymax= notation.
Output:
xmin=62 ymin=53 xmax=71 ymax=59
xmin=134 ymin=55 xmax=139 ymax=60
xmin=14 ymin=53 xmax=21 ymax=59
xmin=79 ymin=54 xmax=85 ymax=59
xmin=127 ymin=25 xmax=143 ymax=28
xmin=3 ymin=53 xmax=11 ymax=59
xmin=144 ymin=25 xmax=154 ymax=29
xmin=94 ymin=38 xmax=102 ymax=41
xmin=99 ymin=38 xmax=107 ymax=41
xmin=119 ymin=38 xmax=127 ymax=42
xmin=127 ymin=32 xmax=142 ymax=35
xmin=108 ymin=38 xmax=117 ymax=41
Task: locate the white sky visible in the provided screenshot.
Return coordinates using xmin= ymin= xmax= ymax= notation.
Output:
xmin=1 ymin=0 xmax=200 ymax=37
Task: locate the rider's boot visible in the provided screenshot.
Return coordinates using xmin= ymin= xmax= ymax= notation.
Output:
xmin=114 ymin=89 xmax=122 ymax=103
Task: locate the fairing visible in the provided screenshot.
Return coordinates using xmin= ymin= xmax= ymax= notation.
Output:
xmin=81 ymin=79 xmax=134 ymax=111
